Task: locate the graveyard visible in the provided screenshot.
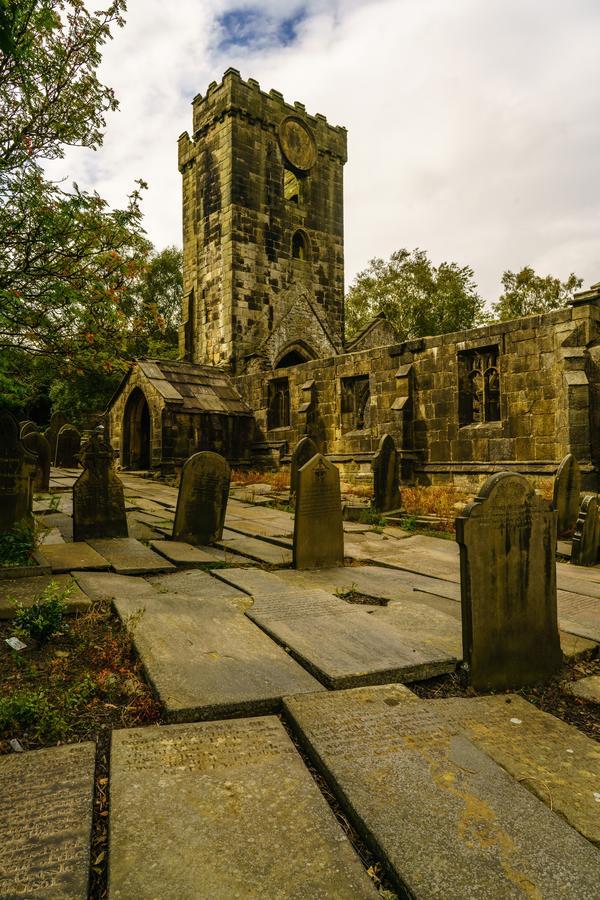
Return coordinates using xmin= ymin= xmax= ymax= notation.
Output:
xmin=0 ymin=438 xmax=599 ymax=897
xmin=2 ymin=5 xmax=600 ymax=896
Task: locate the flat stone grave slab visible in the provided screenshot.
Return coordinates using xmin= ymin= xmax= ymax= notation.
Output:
xmin=39 ymin=527 xmax=66 ymax=544
xmin=111 ymin=585 xmax=322 ymax=720
xmin=109 ymin=718 xmax=375 ymax=899
xmin=36 ymin=512 xmax=73 ymax=541
xmin=73 ymin=571 xmax=161 ymax=603
xmin=428 ymin=694 xmax=600 ymax=847
xmin=129 ymin=510 xmax=174 ymax=527
xmin=37 ymin=541 xmax=110 ymax=573
xmin=565 ymin=674 xmax=600 ymax=704
xmin=216 ymin=532 xmax=293 ymax=566
xmin=147 ymin=569 xmax=249 ymax=606
xmin=368 ymin=598 xmax=462 ymax=657
xmin=128 ymin=496 xmax=176 ymax=516
xmin=0 ymin=573 xmax=90 ymax=618
xmin=87 ymin=537 xmax=175 ymax=575
xmin=216 ymin=568 xmax=456 ymax=687
xmin=0 ymin=742 xmax=95 ymax=898
xmin=558 ymin=592 xmax=600 ymax=643
xmin=277 ymin=564 xmax=458 ymax=604
xmin=284 ymin=686 xmax=600 ymax=899
xmin=149 ymin=539 xmax=228 ymax=567
xmin=224 ymin=521 xmax=293 ymax=546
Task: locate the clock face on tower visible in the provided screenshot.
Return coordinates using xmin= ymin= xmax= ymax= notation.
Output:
xmin=279 ymin=116 xmax=317 ymax=171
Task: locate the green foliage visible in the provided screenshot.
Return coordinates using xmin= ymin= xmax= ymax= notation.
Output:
xmin=492 ymin=267 xmax=583 ymax=321
xmin=345 ymin=248 xmax=486 ymax=342
xmin=0 ymin=677 xmax=97 ymax=742
xmin=13 ymin=580 xmax=73 ymax=643
xmin=0 ymin=525 xmax=35 ymax=567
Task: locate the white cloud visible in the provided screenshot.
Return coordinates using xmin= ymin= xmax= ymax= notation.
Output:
xmin=47 ymin=0 xmax=600 ymax=302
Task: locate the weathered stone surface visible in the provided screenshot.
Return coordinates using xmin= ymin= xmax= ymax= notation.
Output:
xmin=372 ymin=433 xmax=401 ymax=512
xmin=109 ymin=718 xmax=375 ymax=899
xmin=147 ymin=569 xmax=248 ymax=604
xmin=111 ymin=586 xmax=322 ymax=720
xmin=429 ymin=694 xmax=600 ymax=847
xmin=19 ymin=420 xmax=37 ymax=438
xmin=0 ymin=411 xmax=36 ymax=532
xmin=284 ymin=686 xmax=600 ymax=899
xmin=36 ymin=512 xmax=73 ymax=541
xmin=54 ymin=424 xmax=81 ymax=468
xmin=37 ymin=541 xmax=110 ymax=573
xmin=565 ymin=674 xmax=600 ymax=704
xmin=73 ymin=571 xmax=159 ymax=603
xmin=73 ymin=433 xmax=128 ymax=541
xmin=173 ymin=451 xmax=230 ymax=546
xmin=217 ymin=532 xmax=293 ymax=566
xmin=557 ymin=592 xmax=600 ymax=643
xmin=0 ymin=574 xmax=90 ymax=618
xmin=456 ymin=472 xmax=562 ymax=690
xmin=369 ymin=598 xmax=462 ymax=657
xmin=0 ymin=742 xmax=95 ymax=898
xmin=149 ymin=539 xmax=226 ymax=567
xmin=216 ymin=568 xmax=456 ymax=687
xmin=22 ymin=431 xmax=51 ymax=492
xmin=43 ymin=410 xmax=68 ymax=460
xmin=87 ymin=537 xmax=175 ymax=575
xmin=553 ymin=453 xmax=581 ymax=535
xmin=294 ymin=453 xmax=343 ymax=569
xmin=289 ymin=435 xmax=318 ymax=498
xmin=571 ymin=494 xmax=600 ymax=566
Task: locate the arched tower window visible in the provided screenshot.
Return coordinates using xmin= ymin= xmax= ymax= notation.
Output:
xmin=284 ymin=169 xmax=301 ymax=203
xmin=292 ymin=230 xmax=309 ymax=260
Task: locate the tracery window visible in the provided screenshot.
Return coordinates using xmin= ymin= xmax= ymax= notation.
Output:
xmin=458 ymin=346 xmax=501 ymax=426
xmin=267 ymin=378 xmax=290 ymax=429
xmin=341 ymin=375 xmax=371 ymax=431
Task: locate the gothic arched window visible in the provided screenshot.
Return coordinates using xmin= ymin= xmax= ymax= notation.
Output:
xmin=292 ymin=230 xmax=309 ymax=260
xmin=267 ymin=378 xmax=290 ymax=429
xmin=458 ymin=346 xmax=501 ymax=425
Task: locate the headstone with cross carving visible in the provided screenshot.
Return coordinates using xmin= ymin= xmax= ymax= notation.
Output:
xmin=73 ymin=432 xmax=128 ymax=541
xmin=293 ymin=454 xmax=344 ymax=569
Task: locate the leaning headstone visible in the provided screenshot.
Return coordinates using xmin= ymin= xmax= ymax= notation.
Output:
xmin=456 ymin=471 xmax=561 ymax=690
xmin=289 ymin=435 xmax=317 ymax=499
xmin=0 ymin=742 xmax=95 ymax=898
xmin=372 ymin=433 xmax=401 ymax=512
xmin=73 ymin=433 xmax=128 ymax=541
xmin=293 ymin=453 xmax=344 ymax=569
xmin=0 ymin=412 xmax=36 ymax=532
xmin=54 ymin=424 xmax=81 ymax=468
xmin=19 ymin=420 xmax=37 ymax=439
xmin=22 ymin=430 xmax=51 ymax=492
xmin=173 ymin=451 xmax=230 ymax=546
xmin=570 ymin=494 xmax=600 ymax=567
xmin=553 ymin=453 xmax=581 ymax=535
xmin=44 ymin=410 xmax=68 ymax=461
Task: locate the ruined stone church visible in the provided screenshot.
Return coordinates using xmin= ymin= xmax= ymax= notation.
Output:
xmin=106 ymin=68 xmax=600 ymax=490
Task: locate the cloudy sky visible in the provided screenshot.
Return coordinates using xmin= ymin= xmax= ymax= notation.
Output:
xmin=49 ymin=0 xmax=600 ymax=301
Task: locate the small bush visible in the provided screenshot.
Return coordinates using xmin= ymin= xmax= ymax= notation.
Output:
xmin=13 ymin=580 xmax=72 ymax=644
xmin=0 ymin=525 xmax=35 ymax=567
xmin=0 ymin=689 xmax=65 ymax=739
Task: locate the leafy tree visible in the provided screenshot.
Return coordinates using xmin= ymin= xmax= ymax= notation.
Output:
xmin=345 ymin=248 xmax=486 ymax=342
xmin=0 ymin=0 xmax=151 ymax=374
xmin=492 ymin=267 xmax=582 ymax=321
xmin=122 ymin=245 xmax=183 ymax=359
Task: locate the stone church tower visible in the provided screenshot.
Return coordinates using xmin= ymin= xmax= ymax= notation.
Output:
xmin=178 ymin=68 xmax=347 ymax=374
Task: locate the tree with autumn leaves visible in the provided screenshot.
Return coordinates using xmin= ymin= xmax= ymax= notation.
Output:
xmin=0 ymin=1 xmax=180 ymax=420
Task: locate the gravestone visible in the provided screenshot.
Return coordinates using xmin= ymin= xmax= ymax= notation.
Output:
xmin=293 ymin=453 xmax=344 ymax=569
xmin=54 ymin=424 xmax=81 ymax=468
xmin=22 ymin=430 xmax=51 ymax=492
xmin=44 ymin=410 xmax=68 ymax=461
xmin=73 ymin=433 xmax=128 ymax=541
xmin=19 ymin=420 xmax=37 ymax=438
xmin=372 ymin=433 xmax=401 ymax=512
xmin=0 ymin=742 xmax=95 ymax=898
xmin=456 ymin=472 xmax=561 ymax=690
xmin=289 ymin=435 xmax=318 ymax=499
xmin=0 ymin=412 xmax=36 ymax=532
xmin=570 ymin=494 xmax=600 ymax=567
xmin=553 ymin=453 xmax=581 ymax=535
xmin=173 ymin=451 xmax=230 ymax=545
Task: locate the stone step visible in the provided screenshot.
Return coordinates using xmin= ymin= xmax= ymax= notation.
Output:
xmin=284 ymin=686 xmax=600 ymax=899
xmin=0 ymin=743 xmax=95 ymax=898
xmin=109 ymin=718 xmax=376 ymax=898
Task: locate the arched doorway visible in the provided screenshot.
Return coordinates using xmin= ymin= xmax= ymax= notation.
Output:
xmin=122 ymin=388 xmax=151 ymax=469
xmin=275 ymin=341 xmax=316 ymax=369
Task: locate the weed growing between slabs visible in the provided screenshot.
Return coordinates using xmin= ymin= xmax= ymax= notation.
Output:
xmin=0 ymin=581 xmax=162 ymax=753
